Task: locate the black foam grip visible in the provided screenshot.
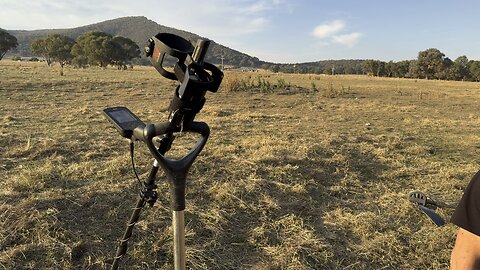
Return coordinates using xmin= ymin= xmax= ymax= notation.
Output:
xmin=170 ymin=182 xmax=186 ymax=211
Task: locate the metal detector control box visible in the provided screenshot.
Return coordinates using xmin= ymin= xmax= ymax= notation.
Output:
xmin=103 ymin=107 xmax=145 ymax=139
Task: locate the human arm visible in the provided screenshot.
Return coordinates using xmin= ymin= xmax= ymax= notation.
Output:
xmin=450 ymin=171 xmax=480 ymax=269
xmin=450 ymin=228 xmax=480 ymax=269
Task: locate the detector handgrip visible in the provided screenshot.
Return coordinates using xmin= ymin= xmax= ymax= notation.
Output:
xmin=133 ymin=121 xmax=210 ymax=210
xmin=145 ymin=122 xmax=209 ymax=167
xmin=133 ymin=121 xmax=209 ymax=143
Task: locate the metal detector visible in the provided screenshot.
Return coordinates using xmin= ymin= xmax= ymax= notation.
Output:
xmin=408 ymin=191 xmax=457 ymax=227
xmin=103 ymin=32 xmax=223 ymax=270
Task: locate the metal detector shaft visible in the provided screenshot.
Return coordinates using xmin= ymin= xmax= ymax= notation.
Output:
xmin=173 ymin=210 xmax=186 ymax=270
xmin=107 ymin=32 xmax=222 ymax=270
xmin=111 ymin=197 xmax=147 ymax=270
xmin=111 ymin=161 xmax=160 ymax=270
xmin=111 ymin=136 xmax=172 ymax=270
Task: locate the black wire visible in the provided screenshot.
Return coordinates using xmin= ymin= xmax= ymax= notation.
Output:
xmin=129 ymin=140 xmax=145 ymax=188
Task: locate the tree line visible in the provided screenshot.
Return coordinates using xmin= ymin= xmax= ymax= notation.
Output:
xmin=0 ymin=30 xmax=140 ymax=75
xmin=2 ymin=29 xmax=480 ymax=82
xmin=31 ymin=32 xmax=140 ymax=71
xmin=264 ymin=48 xmax=480 ymax=82
xmin=361 ymin=48 xmax=480 ymax=81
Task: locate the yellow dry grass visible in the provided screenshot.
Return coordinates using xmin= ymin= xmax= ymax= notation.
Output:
xmin=1 ymin=61 xmax=480 ymax=269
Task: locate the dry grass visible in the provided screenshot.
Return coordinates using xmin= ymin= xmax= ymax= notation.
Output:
xmin=1 ymin=61 xmax=480 ymax=269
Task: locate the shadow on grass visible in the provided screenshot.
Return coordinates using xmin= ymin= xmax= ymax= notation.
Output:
xmin=177 ymin=141 xmax=392 ymax=269
xmin=0 ymin=188 xmax=129 ymax=269
xmin=1 ymin=142 xmax=391 ymax=270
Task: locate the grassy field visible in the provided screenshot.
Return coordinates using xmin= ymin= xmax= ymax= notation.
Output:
xmin=1 ymin=60 xmax=480 ymax=269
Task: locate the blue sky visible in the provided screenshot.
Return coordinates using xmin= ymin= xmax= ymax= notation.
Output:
xmin=1 ymin=0 xmax=480 ymax=63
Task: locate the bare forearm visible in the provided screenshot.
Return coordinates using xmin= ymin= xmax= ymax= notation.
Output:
xmin=451 ymin=229 xmax=480 ymax=270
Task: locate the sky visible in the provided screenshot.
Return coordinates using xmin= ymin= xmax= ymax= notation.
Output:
xmin=1 ymin=0 xmax=480 ymax=63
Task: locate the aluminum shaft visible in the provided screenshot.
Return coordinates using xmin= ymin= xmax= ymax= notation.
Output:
xmin=173 ymin=210 xmax=186 ymax=270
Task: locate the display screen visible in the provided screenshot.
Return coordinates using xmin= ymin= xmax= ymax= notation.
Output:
xmin=109 ymin=109 xmax=137 ymax=123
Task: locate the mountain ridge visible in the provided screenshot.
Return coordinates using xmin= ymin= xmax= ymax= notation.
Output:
xmin=5 ymin=16 xmax=370 ymax=73
xmin=6 ymin=16 xmax=264 ymax=67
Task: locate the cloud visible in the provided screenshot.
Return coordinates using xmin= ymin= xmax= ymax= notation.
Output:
xmin=311 ymin=20 xmax=363 ymax=48
xmin=242 ymin=1 xmax=270 ymax=14
xmin=333 ymin=32 xmax=363 ymax=47
xmin=311 ymin=20 xmax=345 ymax=38
xmin=0 ymin=0 xmax=128 ymax=30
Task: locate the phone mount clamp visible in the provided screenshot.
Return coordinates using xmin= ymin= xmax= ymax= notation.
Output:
xmin=104 ymin=32 xmax=223 ymax=270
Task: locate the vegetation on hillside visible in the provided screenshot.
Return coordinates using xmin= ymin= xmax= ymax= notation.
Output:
xmin=3 ymin=16 xmax=480 ymax=82
xmin=0 ymin=29 xmax=18 ymax=60
xmin=5 ymin=16 xmax=259 ymax=67
xmin=269 ymin=49 xmax=480 ymax=82
xmin=27 ymin=32 xmax=140 ymax=74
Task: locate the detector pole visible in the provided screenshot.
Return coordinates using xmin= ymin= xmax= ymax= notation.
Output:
xmin=107 ymin=32 xmax=222 ymax=269
xmin=173 ymin=210 xmax=186 ymax=270
xmin=110 ymin=136 xmax=171 ymax=270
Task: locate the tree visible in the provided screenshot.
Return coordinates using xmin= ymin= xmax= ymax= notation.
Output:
xmin=416 ymin=48 xmax=448 ymax=79
xmin=31 ymin=34 xmax=75 ymax=68
xmin=31 ymin=34 xmax=75 ymax=75
xmin=72 ymin=55 xmax=88 ymax=68
xmin=271 ymin=64 xmax=280 ymax=73
xmin=50 ymin=34 xmax=75 ymax=69
xmin=31 ymin=39 xmax=51 ymax=65
xmin=451 ymin=56 xmax=470 ymax=81
xmin=72 ymin=32 xmax=140 ymax=68
xmin=437 ymin=57 xmax=453 ymax=80
xmin=407 ymin=60 xmax=420 ymax=78
xmin=104 ymin=39 xmax=125 ymax=69
xmin=363 ymin=60 xmax=385 ymax=76
xmin=363 ymin=60 xmax=377 ymax=76
xmin=468 ymin=61 xmax=480 ymax=82
xmin=384 ymin=61 xmax=395 ymax=77
xmin=394 ymin=60 xmax=411 ymax=78
xmin=72 ymin=32 xmax=114 ymax=67
xmin=111 ymin=36 xmax=140 ymax=69
xmin=0 ymin=30 xmax=18 ymax=61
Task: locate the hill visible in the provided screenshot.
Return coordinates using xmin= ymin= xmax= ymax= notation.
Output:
xmin=5 ymin=16 xmax=375 ymax=72
xmin=6 ymin=16 xmax=264 ymax=67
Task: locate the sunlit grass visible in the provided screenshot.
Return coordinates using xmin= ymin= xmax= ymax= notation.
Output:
xmin=1 ymin=60 xmax=480 ymax=269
